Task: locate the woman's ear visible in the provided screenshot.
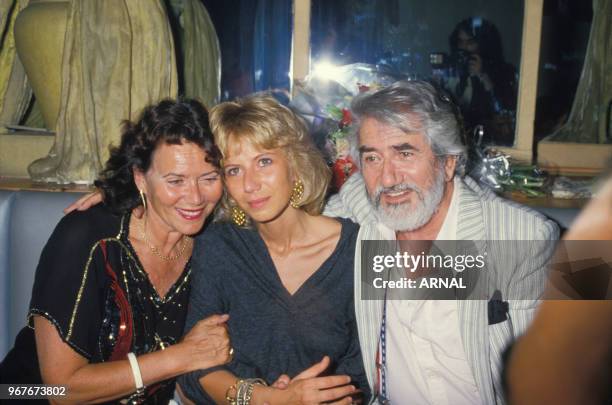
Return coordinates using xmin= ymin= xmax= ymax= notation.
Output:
xmin=288 ymin=160 xmax=299 ymax=184
xmin=133 ymin=166 xmax=146 ymax=193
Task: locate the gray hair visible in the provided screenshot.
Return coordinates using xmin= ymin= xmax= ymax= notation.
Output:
xmin=348 ymin=80 xmax=467 ymax=175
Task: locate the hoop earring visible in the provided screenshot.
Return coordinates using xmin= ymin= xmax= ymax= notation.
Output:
xmin=139 ymin=189 xmax=147 ymax=212
xmin=289 ymin=180 xmax=304 ymax=209
xmin=231 ymin=206 xmax=247 ymax=227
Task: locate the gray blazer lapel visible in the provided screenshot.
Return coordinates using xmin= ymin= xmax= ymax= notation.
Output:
xmin=456 ymin=180 xmax=496 ymax=403
xmin=354 ymin=224 xmax=388 ymax=393
xmin=456 ymin=178 xmax=486 ymax=240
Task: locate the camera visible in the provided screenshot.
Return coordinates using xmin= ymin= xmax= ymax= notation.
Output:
xmin=430 ymin=50 xmax=473 ymax=78
xmin=429 ymin=52 xmax=448 ymax=69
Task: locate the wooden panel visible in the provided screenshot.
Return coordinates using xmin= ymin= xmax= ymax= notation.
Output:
xmin=292 ymin=0 xmax=311 ymax=85
xmin=538 ymin=140 xmax=612 ymax=175
xmin=513 ymin=0 xmax=544 ymax=154
xmin=0 ymin=177 xmax=93 ymax=192
xmin=504 ymin=191 xmax=588 ymax=209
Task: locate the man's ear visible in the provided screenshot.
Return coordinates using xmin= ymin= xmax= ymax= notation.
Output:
xmin=443 ymin=156 xmax=457 ymax=181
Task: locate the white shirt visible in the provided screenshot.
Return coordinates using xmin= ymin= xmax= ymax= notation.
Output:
xmin=386 ymin=179 xmax=483 ymax=404
xmin=324 ymin=173 xmax=557 ymax=405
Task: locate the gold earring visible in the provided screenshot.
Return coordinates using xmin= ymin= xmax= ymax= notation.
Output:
xmin=289 ymin=180 xmax=304 ymax=209
xmin=139 ymin=189 xmax=147 ymax=212
xmin=231 ymin=206 xmax=247 ymax=227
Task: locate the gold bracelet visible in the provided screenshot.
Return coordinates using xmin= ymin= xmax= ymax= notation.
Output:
xmin=225 ymin=379 xmax=242 ymax=405
xmin=238 ymin=378 xmax=268 ymax=405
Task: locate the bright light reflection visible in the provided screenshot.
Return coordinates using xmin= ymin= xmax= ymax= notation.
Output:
xmin=312 ymin=60 xmax=341 ymax=80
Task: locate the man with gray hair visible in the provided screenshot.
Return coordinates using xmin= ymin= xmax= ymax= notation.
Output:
xmin=324 ymin=80 xmax=558 ymax=404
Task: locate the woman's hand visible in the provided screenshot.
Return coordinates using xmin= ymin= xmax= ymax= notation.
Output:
xmin=260 ymin=357 xmax=358 ymax=405
xmin=176 ymin=314 xmax=231 ymax=373
xmin=35 ymin=314 xmax=230 ymax=404
xmin=63 ymin=191 xmax=103 ymax=214
xmin=197 ymin=357 xmax=358 ymax=405
xmin=270 ymin=374 xmax=291 ymax=389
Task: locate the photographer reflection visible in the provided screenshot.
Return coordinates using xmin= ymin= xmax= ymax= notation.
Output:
xmin=433 ymin=17 xmax=517 ymax=145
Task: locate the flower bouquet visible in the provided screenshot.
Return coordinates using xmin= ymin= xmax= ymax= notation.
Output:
xmin=290 ymin=63 xmax=404 ymax=190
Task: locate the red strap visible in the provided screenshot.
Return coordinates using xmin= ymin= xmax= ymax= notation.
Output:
xmin=100 ymin=241 xmax=134 ymax=361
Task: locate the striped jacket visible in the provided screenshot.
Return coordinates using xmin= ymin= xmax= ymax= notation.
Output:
xmin=324 ymin=173 xmax=559 ymax=404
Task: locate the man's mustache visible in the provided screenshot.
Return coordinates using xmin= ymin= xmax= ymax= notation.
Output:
xmin=373 ymin=183 xmax=423 ymax=206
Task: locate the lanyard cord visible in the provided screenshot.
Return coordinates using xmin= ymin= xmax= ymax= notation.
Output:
xmin=376 ymin=288 xmax=390 ymax=404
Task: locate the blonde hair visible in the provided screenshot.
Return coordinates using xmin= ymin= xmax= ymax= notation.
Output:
xmin=210 ymin=94 xmax=331 ymax=222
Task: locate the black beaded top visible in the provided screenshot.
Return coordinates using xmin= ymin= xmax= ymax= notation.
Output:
xmin=1 ymin=205 xmax=191 ymax=404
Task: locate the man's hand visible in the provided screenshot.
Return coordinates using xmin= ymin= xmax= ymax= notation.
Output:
xmin=63 ymin=191 xmax=144 ymax=218
xmin=63 ymin=191 xmax=103 ymax=214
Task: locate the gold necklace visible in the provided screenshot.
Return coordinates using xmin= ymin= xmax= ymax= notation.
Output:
xmin=139 ymin=218 xmax=190 ymax=261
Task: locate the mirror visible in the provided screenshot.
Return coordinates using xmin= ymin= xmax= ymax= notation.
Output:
xmin=310 ymin=0 xmax=525 ymax=146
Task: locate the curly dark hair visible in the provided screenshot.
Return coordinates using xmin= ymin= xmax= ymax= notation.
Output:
xmin=95 ymin=98 xmax=221 ymax=214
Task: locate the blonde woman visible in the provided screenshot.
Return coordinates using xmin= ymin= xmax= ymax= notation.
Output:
xmin=178 ymin=95 xmax=369 ymax=405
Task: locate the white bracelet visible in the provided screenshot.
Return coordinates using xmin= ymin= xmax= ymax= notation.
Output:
xmin=127 ymin=352 xmax=145 ymax=396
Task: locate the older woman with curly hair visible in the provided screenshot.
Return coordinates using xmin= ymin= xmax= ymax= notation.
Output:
xmin=0 ymin=99 xmax=231 ymax=404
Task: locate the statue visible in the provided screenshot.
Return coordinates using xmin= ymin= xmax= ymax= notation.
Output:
xmin=14 ymin=0 xmax=178 ymax=184
xmin=0 ymin=0 xmax=33 ymax=131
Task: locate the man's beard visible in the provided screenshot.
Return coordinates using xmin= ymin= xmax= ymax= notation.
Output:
xmin=368 ymin=168 xmax=446 ymax=232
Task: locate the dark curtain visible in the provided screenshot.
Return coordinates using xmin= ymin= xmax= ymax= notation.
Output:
xmin=310 ymin=0 xmax=399 ymax=66
xmin=202 ymin=0 xmax=291 ymax=100
xmin=254 ymin=0 xmax=292 ymax=93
